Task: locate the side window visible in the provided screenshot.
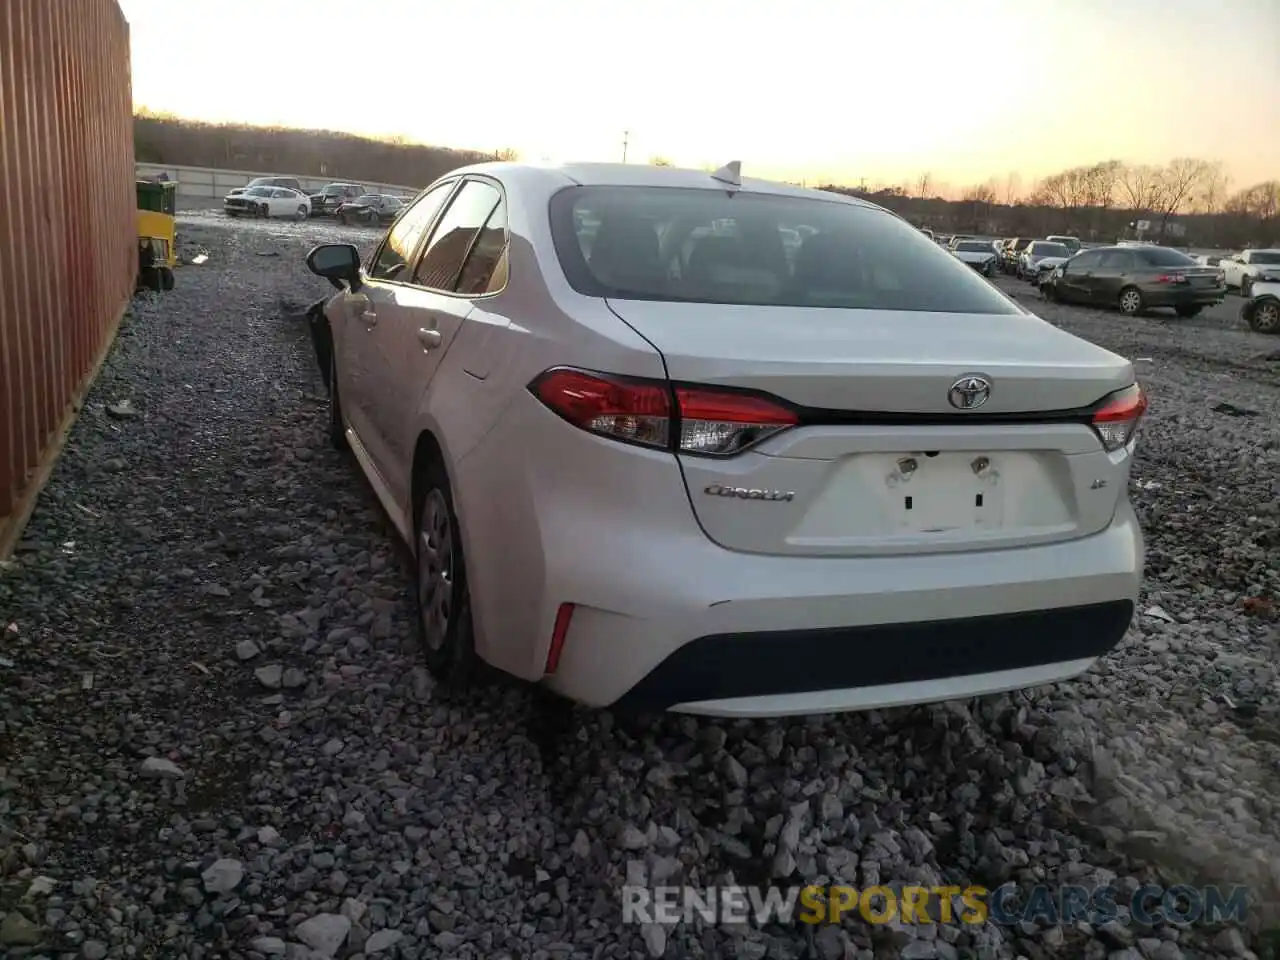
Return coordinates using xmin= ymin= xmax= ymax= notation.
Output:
xmin=1068 ymin=251 xmax=1100 ymax=271
xmin=1097 ymin=251 xmax=1132 ymax=270
xmin=412 ymin=180 xmax=502 ymax=291
xmin=368 ymin=183 xmax=455 ymax=281
xmin=454 ymin=199 xmax=508 ymax=295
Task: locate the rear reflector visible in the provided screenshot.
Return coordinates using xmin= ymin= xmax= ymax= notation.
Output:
xmin=530 ymin=367 xmax=797 ymax=457
xmin=545 ymin=602 xmax=575 ymax=674
xmin=1092 ymin=383 xmax=1148 ymax=452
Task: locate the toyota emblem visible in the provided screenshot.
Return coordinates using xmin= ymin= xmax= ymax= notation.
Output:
xmin=948 ymin=375 xmax=991 ymax=410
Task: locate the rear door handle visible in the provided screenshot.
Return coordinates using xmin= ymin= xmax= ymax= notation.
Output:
xmin=359 ymin=304 xmax=377 ymax=327
xmin=418 ymin=327 xmax=442 ymax=350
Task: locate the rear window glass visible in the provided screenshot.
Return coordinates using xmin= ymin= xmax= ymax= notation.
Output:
xmin=1137 ymin=247 xmax=1197 ymax=267
xmin=1029 ymin=243 xmax=1069 ymax=257
xmin=548 ymin=186 xmax=1021 ymax=314
xmin=955 ymin=241 xmax=993 ymax=253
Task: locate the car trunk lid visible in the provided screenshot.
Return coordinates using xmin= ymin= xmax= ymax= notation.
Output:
xmin=607 ymin=299 xmax=1137 ymax=557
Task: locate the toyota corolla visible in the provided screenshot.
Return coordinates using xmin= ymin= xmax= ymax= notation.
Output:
xmin=304 ymin=160 xmax=1146 ymax=718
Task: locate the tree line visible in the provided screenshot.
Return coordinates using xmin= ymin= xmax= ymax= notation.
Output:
xmin=816 ymin=158 xmax=1278 ymax=249
xmin=135 ymin=113 xmax=1276 ymax=250
xmin=133 ymin=113 xmax=517 ymax=191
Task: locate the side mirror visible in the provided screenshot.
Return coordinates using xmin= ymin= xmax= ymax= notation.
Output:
xmin=306 ymin=243 xmax=362 ymax=292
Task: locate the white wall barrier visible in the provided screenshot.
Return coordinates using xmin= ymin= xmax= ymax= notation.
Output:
xmin=135 ymin=162 xmax=422 ymax=203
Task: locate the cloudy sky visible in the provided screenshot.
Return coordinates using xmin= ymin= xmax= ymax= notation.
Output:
xmin=117 ymin=0 xmax=1279 ymax=193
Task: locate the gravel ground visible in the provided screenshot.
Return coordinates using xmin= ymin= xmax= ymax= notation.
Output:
xmin=1 ymin=214 xmax=1278 ymax=960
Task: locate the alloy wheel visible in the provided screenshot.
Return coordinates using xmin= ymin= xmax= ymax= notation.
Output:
xmin=417 ymin=489 xmax=454 ymax=651
xmin=1119 ymin=289 xmax=1142 ymax=315
xmin=1253 ymin=300 xmax=1280 ymax=333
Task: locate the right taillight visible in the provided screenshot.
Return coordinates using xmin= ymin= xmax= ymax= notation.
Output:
xmin=529 ymin=367 xmax=797 ymax=457
xmin=1092 ymin=383 xmax=1148 ymax=452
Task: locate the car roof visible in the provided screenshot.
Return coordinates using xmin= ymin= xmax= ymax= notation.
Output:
xmin=438 ymin=160 xmax=884 ymax=211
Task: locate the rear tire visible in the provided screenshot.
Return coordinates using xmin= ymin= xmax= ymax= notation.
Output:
xmin=1118 ymin=286 xmax=1144 ymax=315
xmin=159 ymin=266 xmax=175 ymax=291
xmin=1174 ymin=305 xmax=1201 ymax=318
xmin=1247 ymin=299 xmax=1280 ymax=334
xmin=296 ymin=205 xmax=308 ymax=221
xmin=414 ymin=458 xmax=478 ymax=690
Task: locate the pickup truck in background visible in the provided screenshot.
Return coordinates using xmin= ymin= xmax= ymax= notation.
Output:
xmin=1220 ymin=249 xmax=1280 ymax=296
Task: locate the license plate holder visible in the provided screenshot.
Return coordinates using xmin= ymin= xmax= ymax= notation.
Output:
xmin=889 ymin=454 xmax=1006 ymax=533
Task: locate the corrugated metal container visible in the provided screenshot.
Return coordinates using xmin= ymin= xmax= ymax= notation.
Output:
xmin=0 ymin=0 xmax=135 ymax=553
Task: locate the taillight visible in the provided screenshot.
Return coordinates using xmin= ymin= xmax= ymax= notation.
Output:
xmin=529 ymin=368 xmax=798 ymax=457
xmin=1091 ymin=383 xmax=1148 ymax=452
xmin=1155 ymin=273 xmax=1188 ymax=284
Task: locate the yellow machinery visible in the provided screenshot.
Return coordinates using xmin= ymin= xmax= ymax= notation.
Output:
xmin=136 ymin=179 xmax=177 ymax=291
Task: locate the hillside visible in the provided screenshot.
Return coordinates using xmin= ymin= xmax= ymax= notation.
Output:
xmin=134 ymin=115 xmax=505 ymax=188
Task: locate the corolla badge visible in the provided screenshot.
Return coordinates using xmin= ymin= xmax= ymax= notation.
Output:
xmin=948 ymin=375 xmax=991 ymax=410
xmin=704 ymin=484 xmax=795 ymax=502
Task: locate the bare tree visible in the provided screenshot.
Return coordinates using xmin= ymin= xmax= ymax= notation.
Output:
xmin=1151 ymin=157 xmax=1215 ymax=237
xmin=1082 ymin=160 xmax=1122 ymax=209
xmin=649 ymin=156 xmax=674 ymax=167
xmin=1226 ymin=181 xmax=1280 ymax=221
xmin=1192 ymin=162 xmax=1230 ymax=214
xmin=493 ymin=147 xmax=520 ymax=161
xmin=915 ymin=171 xmax=933 ymax=200
xmin=962 ymin=183 xmax=997 ymax=204
xmin=1003 ymin=172 xmax=1022 ymax=206
xmin=1118 ymin=163 xmax=1160 ymax=211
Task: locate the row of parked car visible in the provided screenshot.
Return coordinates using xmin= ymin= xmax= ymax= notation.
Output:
xmin=930 ymin=232 xmax=1082 ymax=283
xmin=222 ymin=176 xmax=412 ymax=225
xmin=923 ymin=228 xmax=1280 ymax=331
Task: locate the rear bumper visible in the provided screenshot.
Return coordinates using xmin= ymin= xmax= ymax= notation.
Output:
xmin=611 ymin=600 xmax=1132 ymax=714
xmin=543 ymin=501 xmax=1143 ymax=717
xmin=1141 ymin=284 xmax=1225 ymax=307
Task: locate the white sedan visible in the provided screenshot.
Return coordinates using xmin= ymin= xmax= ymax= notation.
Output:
xmin=951 ymin=239 xmax=999 ymax=276
xmin=303 ymin=160 xmax=1145 ymax=718
xmin=224 ymin=186 xmax=311 ymax=220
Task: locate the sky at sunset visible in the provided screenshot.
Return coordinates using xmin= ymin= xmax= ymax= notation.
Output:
xmin=117 ymin=0 xmax=1279 ymax=193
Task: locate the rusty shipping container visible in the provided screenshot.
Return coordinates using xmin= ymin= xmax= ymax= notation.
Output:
xmin=0 ymin=0 xmax=136 ymax=554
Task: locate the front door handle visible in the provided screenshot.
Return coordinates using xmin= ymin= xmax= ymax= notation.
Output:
xmin=418 ymin=327 xmax=442 ymax=350
xmin=359 ymin=305 xmax=377 ymax=327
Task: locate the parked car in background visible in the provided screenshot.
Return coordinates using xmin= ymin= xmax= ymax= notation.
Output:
xmin=227 ymin=176 xmax=304 ymax=198
xmin=224 ymin=185 xmax=311 ymax=219
xmin=1220 ymin=249 xmax=1280 ymax=296
xmin=336 ymin=194 xmax=407 ymax=226
xmin=1018 ymin=241 xmax=1072 ymax=282
xmin=1041 ymin=244 xmax=1224 ymax=317
xmin=1001 ymin=237 xmax=1032 ymax=273
xmin=1240 ymin=277 xmax=1280 ymax=333
xmin=1194 ymin=253 xmax=1229 ymax=268
xmin=302 ymin=160 xmax=1145 ymax=718
xmin=1046 ymin=235 xmax=1082 ymax=256
xmin=951 ymin=239 xmax=1000 ymax=276
xmin=309 ymin=182 xmax=367 ymax=218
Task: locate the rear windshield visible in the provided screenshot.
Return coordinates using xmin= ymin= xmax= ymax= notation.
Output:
xmin=1136 ymin=247 xmax=1197 ymax=267
xmin=1030 ymin=242 xmax=1069 ymax=257
xmin=548 ymin=186 xmax=1021 ymax=314
xmin=1251 ymin=251 xmax=1280 ymax=265
xmin=955 ymin=241 xmax=993 ymax=253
